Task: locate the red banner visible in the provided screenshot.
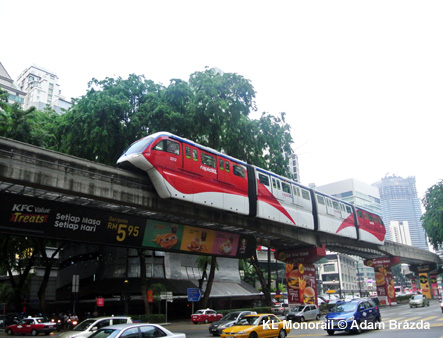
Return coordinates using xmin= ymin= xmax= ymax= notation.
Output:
xmin=96 ymin=297 xmax=104 ymax=307
xmin=148 ymin=290 xmax=153 ymax=303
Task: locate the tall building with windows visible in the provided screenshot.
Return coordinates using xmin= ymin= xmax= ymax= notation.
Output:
xmin=16 ymin=65 xmax=72 ymax=113
xmin=390 ymin=221 xmax=412 ymax=246
xmin=284 ymin=151 xmax=300 ymax=182
xmin=372 ymin=175 xmax=428 ymax=251
xmin=0 ymin=62 xmax=26 ymax=106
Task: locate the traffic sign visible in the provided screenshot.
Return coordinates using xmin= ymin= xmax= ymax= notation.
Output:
xmin=187 ymin=288 xmax=202 ymax=302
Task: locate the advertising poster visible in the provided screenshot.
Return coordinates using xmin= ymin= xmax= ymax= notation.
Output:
xmin=365 ymin=257 xmax=399 ymax=306
xmin=430 ymin=275 xmax=438 ymax=297
xmin=0 ymin=192 xmax=255 ymax=259
xmin=286 ymin=262 xmax=317 ymax=305
xmin=411 ymin=277 xmax=418 ymax=292
xmin=276 ymin=246 xmax=326 ymax=307
xmin=419 ymin=273 xmax=432 ymax=299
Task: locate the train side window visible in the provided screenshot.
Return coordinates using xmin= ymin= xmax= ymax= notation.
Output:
xmin=293 ymin=186 xmax=301 ymax=197
xmin=185 ymin=146 xmax=191 ymax=159
xmin=277 ymin=180 xmax=281 ymax=190
xmin=233 ymin=165 xmax=245 ymax=178
xmin=192 ymin=149 xmax=198 ymax=161
xmin=272 ymin=178 xmax=277 ymax=189
xmin=357 ymin=210 xmax=363 ymax=218
xmin=225 ymin=160 xmax=230 ymax=172
xmin=332 ymin=201 xmax=339 ymax=210
xmin=346 ymin=206 xmax=352 ymax=213
xmin=368 ymin=214 xmax=374 ymax=222
xmin=301 ymin=189 xmax=310 ymax=200
xmin=219 ymin=159 xmax=224 ymax=170
xmin=166 ymin=140 xmax=180 ymax=154
xmin=326 ymin=199 xmax=332 ymax=207
xmin=317 ymin=195 xmax=325 ymax=205
xmin=201 ymin=153 xmax=215 ymax=168
xmin=258 ymin=173 xmax=270 ymax=186
xmin=282 ymin=182 xmax=290 ymax=194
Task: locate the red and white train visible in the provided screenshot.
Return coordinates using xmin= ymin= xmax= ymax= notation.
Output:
xmin=117 ymin=132 xmax=386 ymax=245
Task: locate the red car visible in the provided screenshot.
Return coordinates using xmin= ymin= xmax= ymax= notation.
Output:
xmin=6 ymin=316 xmax=56 ymax=336
xmin=191 ymin=309 xmax=223 ymax=324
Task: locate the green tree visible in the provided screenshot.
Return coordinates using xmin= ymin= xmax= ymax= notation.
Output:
xmin=0 ymin=89 xmax=58 ymax=147
xmin=422 ymin=180 xmax=443 ymax=250
xmin=56 ymin=75 xmax=159 ymax=164
xmin=0 ymin=235 xmax=38 ymax=311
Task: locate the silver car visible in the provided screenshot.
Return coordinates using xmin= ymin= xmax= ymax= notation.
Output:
xmin=59 ymin=317 xmax=132 ymax=338
xmin=409 ymin=294 xmax=430 ymax=308
xmin=286 ymin=305 xmax=320 ymax=322
xmin=88 ymin=323 xmax=186 ymax=338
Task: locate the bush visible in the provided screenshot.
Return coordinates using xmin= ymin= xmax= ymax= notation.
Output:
xmin=131 ymin=314 xmax=165 ymax=323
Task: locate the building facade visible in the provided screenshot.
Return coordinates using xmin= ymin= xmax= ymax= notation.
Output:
xmin=316 ymin=253 xmax=359 ymax=296
xmin=316 ymin=178 xmax=382 ymax=215
xmin=0 ymin=62 xmax=26 ymax=106
xmin=16 ymin=65 xmax=71 ymax=113
xmin=372 ymin=175 xmax=428 ymax=250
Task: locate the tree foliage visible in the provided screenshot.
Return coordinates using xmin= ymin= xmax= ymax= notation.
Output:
xmin=422 ymin=180 xmax=443 ymax=250
xmin=0 ymin=89 xmax=58 ymax=148
xmin=55 ymin=75 xmax=159 ymax=165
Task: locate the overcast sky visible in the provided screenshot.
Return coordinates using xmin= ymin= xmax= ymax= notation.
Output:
xmin=3 ymin=0 xmax=442 ymax=199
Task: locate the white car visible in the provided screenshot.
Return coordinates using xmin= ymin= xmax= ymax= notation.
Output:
xmin=88 ymin=323 xmax=186 ymax=338
xmin=59 ymin=317 xmax=132 ymax=338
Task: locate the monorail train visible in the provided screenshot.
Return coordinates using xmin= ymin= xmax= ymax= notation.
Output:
xmin=117 ymin=132 xmax=386 ymax=245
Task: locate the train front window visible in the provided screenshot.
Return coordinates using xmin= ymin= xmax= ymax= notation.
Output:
xmin=154 ymin=140 xmax=180 ymax=155
xmin=122 ymin=136 xmax=154 ymax=155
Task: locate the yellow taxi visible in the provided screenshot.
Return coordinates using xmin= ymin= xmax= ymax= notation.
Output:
xmin=220 ymin=313 xmax=289 ymax=338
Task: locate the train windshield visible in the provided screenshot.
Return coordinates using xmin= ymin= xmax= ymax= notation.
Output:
xmin=121 ymin=136 xmax=154 ymax=156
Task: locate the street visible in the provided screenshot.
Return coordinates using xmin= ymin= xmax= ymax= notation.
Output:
xmin=1 ymin=301 xmax=442 ymax=338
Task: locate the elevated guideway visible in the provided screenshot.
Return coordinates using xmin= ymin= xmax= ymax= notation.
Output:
xmin=0 ymin=136 xmax=440 ymax=266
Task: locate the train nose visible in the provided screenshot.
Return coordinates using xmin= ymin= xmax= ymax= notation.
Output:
xmin=117 ymin=153 xmax=154 ymax=172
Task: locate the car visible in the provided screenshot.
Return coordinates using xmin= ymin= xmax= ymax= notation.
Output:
xmin=191 ymin=309 xmax=223 ymax=324
xmin=286 ymin=305 xmax=320 ymax=322
xmin=271 ymin=303 xmax=290 ymax=315
xmin=409 ymin=294 xmax=430 ymax=308
xmin=87 ymin=323 xmax=186 ymax=338
xmin=324 ymin=298 xmax=381 ymax=335
xmin=220 ymin=313 xmax=290 ymax=338
xmin=59 ymin=317 xmax=133 ymax=338
xmin=6 ymin=316 xmax=56 ymax=336
xmin=209 ymin=311 xmax=256 ymax=336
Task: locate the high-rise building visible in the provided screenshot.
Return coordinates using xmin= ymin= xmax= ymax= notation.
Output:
xmin=372 ymin=175 xmax=428 ymax=251
xmin=316 ymin=178 xmax=382 ymax=215
xmin=284 ymin=151 xmax=300 ymax=182
xmin=390 ymin=220 xmax=412 ymax=246
xmin=16 ymin=65 xmax=72 ymax=113
xmin=0 ymin=62 xmax=26 ymax=106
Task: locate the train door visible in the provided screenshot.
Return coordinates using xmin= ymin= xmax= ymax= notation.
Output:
xmin=181 ymin=144 xmax=199 ymax=200
xmin=150 ymin=138 xmax=183 ymax=196
xmin=229 ymin=162 xmax=248 ymax=214
xmin=217 ymin=157 xmax=231 ymax=185
xmin=192 ymin=149 xmax=222 ymax=209
xmin=279 ymin=181 xmax=294 ymax=224
xmin=256 ymin=171 xmax=279 ymax=221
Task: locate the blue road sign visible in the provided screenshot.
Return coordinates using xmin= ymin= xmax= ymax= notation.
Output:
xmin=187 ymin=288 xmax=202 ymax=302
